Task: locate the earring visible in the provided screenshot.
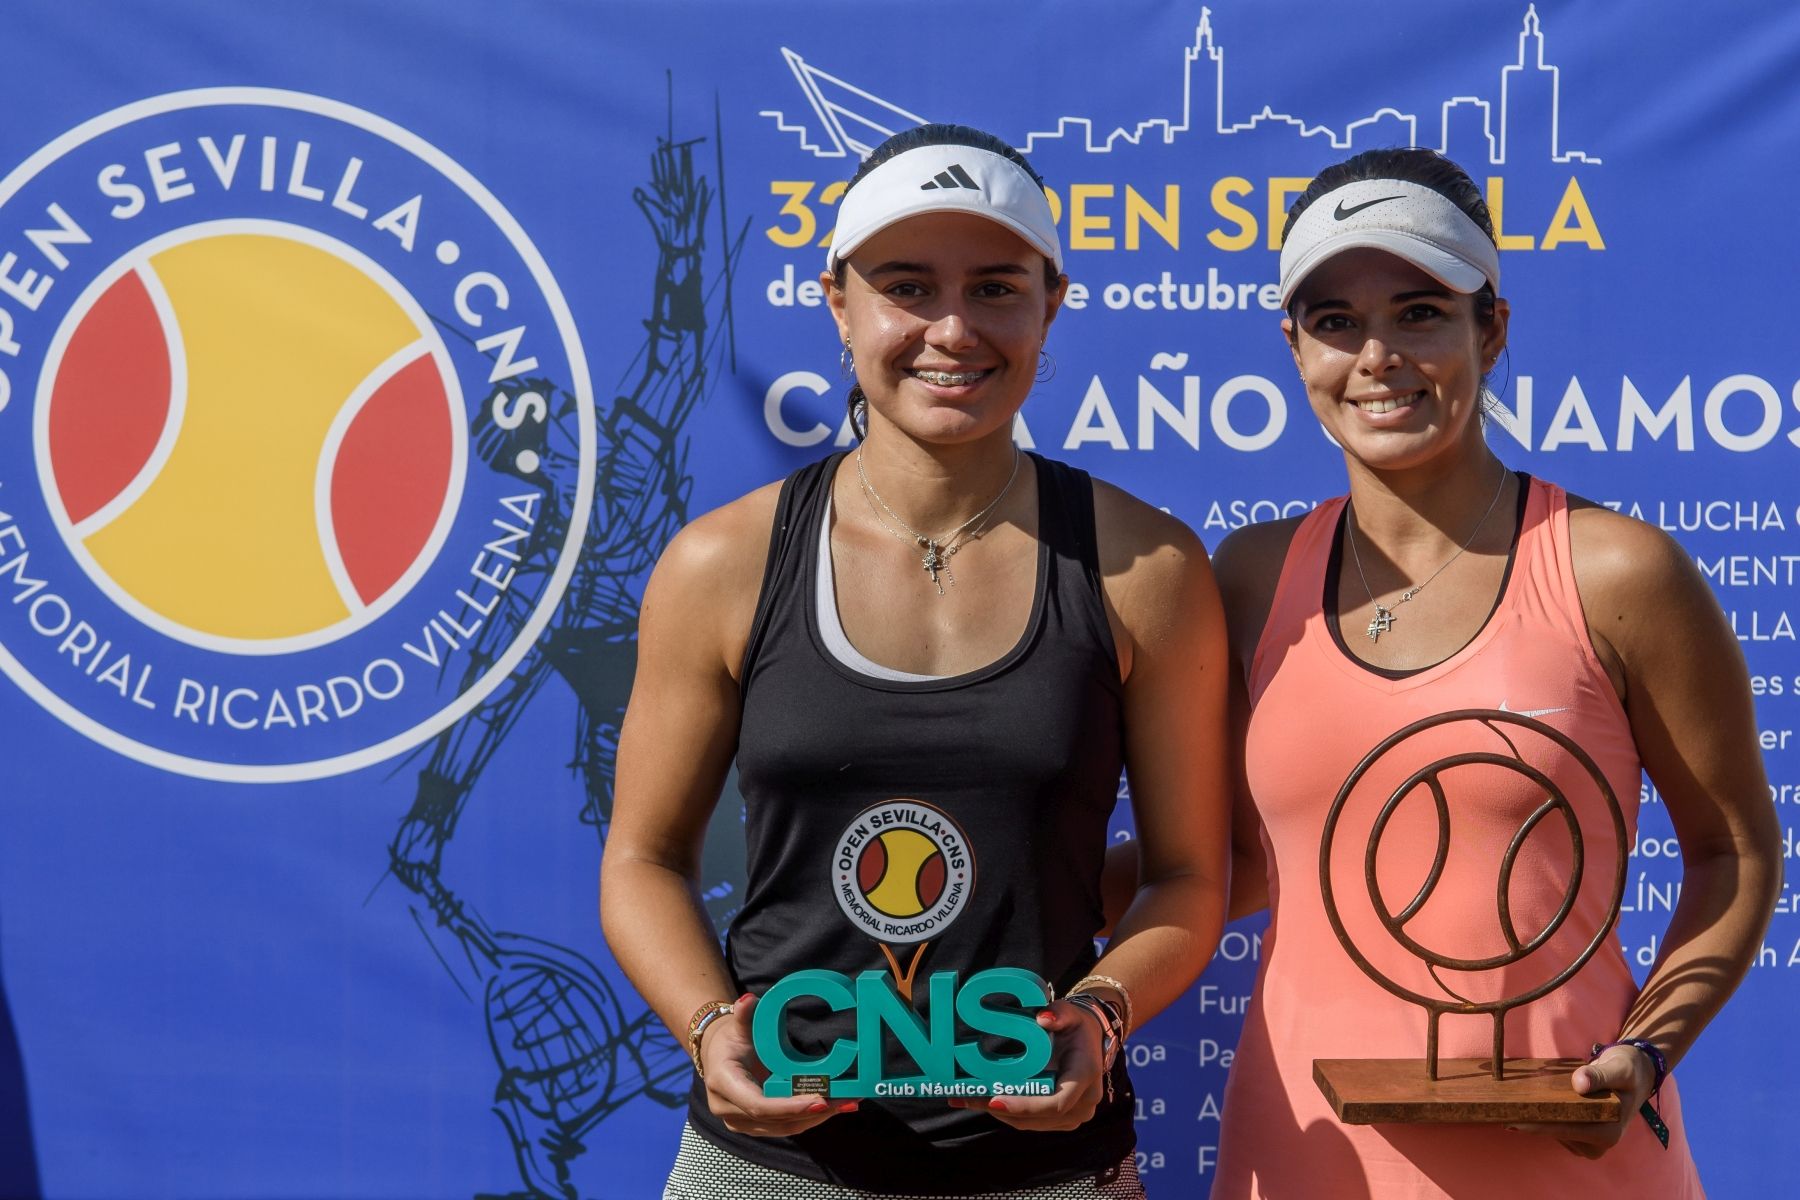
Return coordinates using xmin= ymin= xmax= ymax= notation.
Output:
xmin=1036 ymin=349 xmax=1056 ymax=383
xmin=840 ymin=340 xmax=855 ymax=380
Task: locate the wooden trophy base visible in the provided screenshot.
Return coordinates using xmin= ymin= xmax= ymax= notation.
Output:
xmin=1314 ymin=1058 xmax=1621 ymax=1125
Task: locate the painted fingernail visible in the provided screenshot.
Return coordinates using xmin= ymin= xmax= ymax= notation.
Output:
xmin=807 ymin=1102 xmax=829 ymax=1113
xmin=988 ymin=1099 xmax=1009 ymax=1112
xmin=736 ymin=994 xmax=754 ymax=1004
xmin=841 ymin=1102 xmax=860 ymax=1113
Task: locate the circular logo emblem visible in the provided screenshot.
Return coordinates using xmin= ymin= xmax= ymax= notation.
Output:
xmin=1320 ymin=709 xmax=1627 ymax=1014
xmin=832 ymin=800 xmax=974 ymax=944
xmin=0 ymin=89 xmax=594 ymax=781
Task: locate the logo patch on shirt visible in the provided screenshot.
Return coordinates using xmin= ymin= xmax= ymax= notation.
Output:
xmin=831 ymin=799 xmax=973 ymax=944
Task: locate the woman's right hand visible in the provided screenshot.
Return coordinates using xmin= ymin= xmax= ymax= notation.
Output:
xmin=700 ymin=993 xmax=860 ymax=1137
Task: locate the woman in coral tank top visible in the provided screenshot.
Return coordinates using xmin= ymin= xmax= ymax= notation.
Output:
xmin=1207 ymin=148 xmax=1781 ymax=1198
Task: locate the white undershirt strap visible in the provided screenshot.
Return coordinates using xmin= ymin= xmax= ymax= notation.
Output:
xmin=816 ymin=495 xmax=947 ymax=683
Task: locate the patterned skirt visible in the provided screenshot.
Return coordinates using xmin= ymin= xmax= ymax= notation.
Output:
xmin=664 ymin=1123 xmax=1147 ymax=1199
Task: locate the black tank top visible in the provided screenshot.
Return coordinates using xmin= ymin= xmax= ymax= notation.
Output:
xmin=685 ymin=451 xmax=1135 ymax=1192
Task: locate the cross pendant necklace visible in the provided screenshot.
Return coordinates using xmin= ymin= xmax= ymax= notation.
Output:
xmin=1366 ymin=584 xmax=1426 ymax=637
xmin=1346 ymin=466 xmax=1507 ymax=644
xmin=1365 ymin=606 xmax=1395 ymax=641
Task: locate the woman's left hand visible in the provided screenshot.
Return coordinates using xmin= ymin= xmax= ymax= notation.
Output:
xmin=948 ymin=999 xmax=1108 ymax=1132
xmin=1506 ymin=1044 xmax=1656 ymax=1159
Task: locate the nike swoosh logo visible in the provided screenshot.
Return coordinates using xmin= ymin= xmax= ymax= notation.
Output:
xmin=1497 ymin=701 xmax=1571 ymax=719
xmin=1334 ymin=195 xmax=1405 ymax=220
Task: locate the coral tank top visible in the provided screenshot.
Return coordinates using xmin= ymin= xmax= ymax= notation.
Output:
xmin=1212 ymin=478 xmax=1703 ymax=1198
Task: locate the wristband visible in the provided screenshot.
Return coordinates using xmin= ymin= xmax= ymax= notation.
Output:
xmin=1589 ymin=1039 xmax=1670 ymax=1149
xmin=1593 ymin=1038 xmax=1668 ymax=1093
xmin=686 ymin=1000 xmax=735 ymax=1078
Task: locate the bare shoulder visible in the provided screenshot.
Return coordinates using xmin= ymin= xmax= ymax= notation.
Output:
xmin=1212 ymin=515 xmax=1307 ymax=597
xmin=1090 ymin=475 xmax=1208 ymax=574
xmin=1564 ymin=491 xmax=1702 ymax=614
xmin=1088 ymin=477 xmax=1221 ymax=671
xmin=654 ymin=479 xmax=784 ymax=587
xmin=1565 ymin=490 xmax=1725 ymax=687
xmin=1212 ymin=514 xmax=1309 ymax=663
xmin=642 ymin=479 xmax=786 ymax=671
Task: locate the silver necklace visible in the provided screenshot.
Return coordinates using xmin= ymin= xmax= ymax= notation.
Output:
xmin=855 ymin=447 xmax=1021 ymax=595
xmin=1346 ymin=466 xmax=1508 ymax=643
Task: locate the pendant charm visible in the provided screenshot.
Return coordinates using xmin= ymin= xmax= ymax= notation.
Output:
xmin=1366 ymin=605 xmax=1394 ymax=642
xmin=920 ymin=541 xmax=946 ymax=595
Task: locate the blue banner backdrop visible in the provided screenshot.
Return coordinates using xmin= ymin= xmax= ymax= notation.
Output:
xmin=0 ymin=1 xmax=1795 ymax=1196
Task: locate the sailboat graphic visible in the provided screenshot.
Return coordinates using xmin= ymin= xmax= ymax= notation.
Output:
xmin=767 ymin=47 xmax=927 ymax=158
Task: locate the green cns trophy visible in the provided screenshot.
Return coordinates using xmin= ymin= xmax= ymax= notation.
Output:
xmin=1312 ymin=710 xmax=1629 ymax=1125
xmin=753 ymin=800 xmax=1056 ymax=1100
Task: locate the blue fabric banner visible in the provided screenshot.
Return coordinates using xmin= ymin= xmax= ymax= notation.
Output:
xmin=0 ymin=2 xmax=1795 ymax=1195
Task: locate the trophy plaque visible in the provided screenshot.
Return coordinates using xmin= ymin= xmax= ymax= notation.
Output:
xmin=752 ymin=799 xmax=1057 ymax=1100
xmin=1312 ymin=710 xmax=1628 ymax=1125
xmin=752 ymin=965 xmax=1056 ymax=1100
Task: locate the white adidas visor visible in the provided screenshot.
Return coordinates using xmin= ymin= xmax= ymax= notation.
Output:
xmin=827 ymin=143 xmax=1063 ymax=274
xmin=1278 ymin=178 xmax=1500 ymax=309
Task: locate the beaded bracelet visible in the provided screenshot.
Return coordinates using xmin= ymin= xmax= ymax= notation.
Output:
xmin=1589 ymin=1038 xmax=1670 ymax=1149
xmin=1068 ymin=974 xmax=1133 ymax=1041
xmin=686 ymin=1000 xmax=735 ymax=1078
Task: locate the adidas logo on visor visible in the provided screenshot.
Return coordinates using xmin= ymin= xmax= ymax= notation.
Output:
xmin=920 ymin=163 xmax=980 ymax=191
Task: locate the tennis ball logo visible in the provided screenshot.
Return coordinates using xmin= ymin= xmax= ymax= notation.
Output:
xmin=834 ymin=800 xmax=972 ymax=943
xmin=0 ymin=89 xmax=592 ymax=782
xmin=856 ymin=827 xmax=948 ymax=919
xmin=42 ymin=227 xmax=461 ymax=648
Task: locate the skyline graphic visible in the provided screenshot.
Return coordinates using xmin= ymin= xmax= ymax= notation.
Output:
xmin=762 ymin=5 xmax=1600 ymax=165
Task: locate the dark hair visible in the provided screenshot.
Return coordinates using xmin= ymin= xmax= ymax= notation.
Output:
xmin=835 ymin=124 xmax=1061 ymax=439
xmin=850 ymin=123 xmax=1047 ymax=196
xmin=1281 ymin=147 xmax=1506 ymax=412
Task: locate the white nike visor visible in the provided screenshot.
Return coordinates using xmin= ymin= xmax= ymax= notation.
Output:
xmin=827 ymin=143 xmax=1063 ymax=274
xmin=1278 ymin=178 xmax=1500 ymax=308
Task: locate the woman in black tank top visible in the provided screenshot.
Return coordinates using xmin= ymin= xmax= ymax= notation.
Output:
xmin=601 ymin=125 xmax=1231 ymax=1197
